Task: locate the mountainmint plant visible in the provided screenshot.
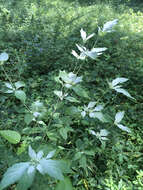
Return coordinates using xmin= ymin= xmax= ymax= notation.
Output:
xmin=0 ymin=17 xmax=136 ymax=189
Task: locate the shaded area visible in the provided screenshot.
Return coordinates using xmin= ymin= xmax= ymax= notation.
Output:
xmin=0 ymin=0 xmax=143 ymax=189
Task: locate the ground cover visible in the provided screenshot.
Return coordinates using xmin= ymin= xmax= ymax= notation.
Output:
xmin=0 ymin=0 xmax=143 ymax=189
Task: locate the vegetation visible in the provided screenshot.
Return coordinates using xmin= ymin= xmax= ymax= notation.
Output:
xmin=0 ymin=0 xmax=143 ymax=189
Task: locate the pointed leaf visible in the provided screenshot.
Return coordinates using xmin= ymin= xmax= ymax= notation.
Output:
xmin=117 ymin=124 xmax=131 ymax=133
xmin=115 ymin=111 xmax=124 ymax=124
xmin=115 ymin=88 xmax=135 ymax=99
xmin=28 ymin=146 xmax=37 ymax=160
xmin=56 ymin=177 xmax=73 ymax=190
xmin=60 ymin=128 xmax=68 ymax=140
xmin=72 ymin=85 xmax=89 ymax=98
xmin=14 ymin=81 xmax=25 ymax=89
xmin=17 ymin=167 xmax=35 ymax=190
xmin=24 ymin=114 xmax=34 ymax=125
xmin=80 ymin=28 xmax=86 ymax=41
xmin=112 ymin=77 xmax=128 ymax=87
xmin=103 ymin=19 xmax=118 ymax=32
xmin=0 ymin=162 xmax=30 ymax=189
xmin=65 ymin=96 xmax=80 ymax=103
xmin=15 ymin=90 xmax=26 ymax=103
xmin=46 ymin=150 xmax=56 ymax=159
xmin=0 ymin=130 xmax=21 ymax=144
xmin=88 ymin=101 xmax=96 ymax=108
xmin=4 ymin=82 xmax=13 ymax=89
xmin=39 ymin=159 xmax=64 ymax=180
xmin=89 ymin=112 xmax=106 ymax=122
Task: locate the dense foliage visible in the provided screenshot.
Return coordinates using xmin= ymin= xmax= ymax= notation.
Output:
xmin=0 ymin=0 xmax=143 ymax=189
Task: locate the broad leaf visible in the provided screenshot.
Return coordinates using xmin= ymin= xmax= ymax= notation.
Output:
xmin=103 ymin=19 xmax=118 ymax=32
xmin=72 ymin=85 xmax=89 ymax=98
xmin=115 ymin=111 xmax=124 ymax=124
xmin=89 ymin=112 xmax=107 ymax=122
xmin=56 ymin=177 xmax=73 ymax=190
xmin=14 ymin=81 xmax=25 ymax=89
xmin=17 ymin=168 xmax=35 ymax=190
xmin=4 ymin=82 xmax=13 ymax=89
xmin=0 ymin=130 xmax=21 ymax=144
xmin=0 ymin=162 xmax=30 ymax=190
xmin=24 ymin=114 xmax=34 ymax=125
xmin=60 ymin=128 xmax=68 ymax=140
xmin=15 ymin=90 xmax=26 ymax=103
xmin=39 ymin=159 xmax=64 ymax=180
xmin=88 ymin=101 xmax=96 ymax=108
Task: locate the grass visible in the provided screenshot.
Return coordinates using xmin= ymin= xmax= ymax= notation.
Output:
xmin=0 ymin=0 xmax=143 ymax=189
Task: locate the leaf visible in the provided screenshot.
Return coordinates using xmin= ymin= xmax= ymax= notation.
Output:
xmin=0 ymin=162 xmax=30 ymax=190
xmin=72 ymin=85 xmax=89 ymax=98
xmin=15 ymin=90 xmax=26 ymax=103
xmin=65 ymin=96 xmax=80 ymax=103
xmin=0 ymin=130 xmax=21 ymax=144
xmin=60 ymin=128 xmax=68 ymax=140
xmin=88 ymin=101 xmax=96 ymax=108
xmin=39 ymin=159 xmax=64 ymax=180
xmin=112 ymin=77 xmax=128 ymax=87
xmin=28 ymin=146 xmax=37 ymax=160
xmin=17 ymin=168 xmax=35 ymax=190
xmin=0 ymin=52 xmax=9 ymax=62
xmin=117 ymin=124 xmax=131 ymax=133
xmin=115 ymin=88 xmax=135 ymax=99
xmin=115 ymin=111 xmax=124 ymax=124
xmin=14 ymin=81 xmax=25 ymax=89
xmin=80 ymin=28 xmax=86 ymax=41
xmin=103 ymin=19 xmax=118 ymax=32
xmin=56 ymin=177 xmax=73 ymax=190
xmin=4 ymin=82 xmax=13 ymax=89
xmin=85 ymin=50 xmax=98 ymax=60
xmin=24 ymin=114 xmax=34 ymax=125
xmin=46 ymin=150 xmax=56 ymax=159
xmin=89 ymin=112 xmax=107 ymax=122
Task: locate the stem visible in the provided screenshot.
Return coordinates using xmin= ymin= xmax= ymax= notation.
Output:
xmin=1 ymin=65 xmax=15 ymax=89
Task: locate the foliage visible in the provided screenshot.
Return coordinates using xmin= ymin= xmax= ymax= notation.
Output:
xmin=0 ymin=0 xmax=143 ymax=189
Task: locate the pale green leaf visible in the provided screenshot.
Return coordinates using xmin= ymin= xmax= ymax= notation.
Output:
xmin=24 ymin=114 xmax=34 ymax=125
xmin=0 ymin=162 xmax=30 ymax=189
xmin=14 ymin=81 xmax=25 ymax=89
xmin=39 ymin=159 xmax=64 ymax=180
xmin=15 ymin=90 xmax=26 ymax=103
xmin=17 ymin=168 xmax=35 ymax=190
xmin=56 ymin=177 xmax=73 ymax=190
xmin=72 ymin=85 xmax=89 ymax=98
xmin=0 ymin=130 xmax=21 ymax=144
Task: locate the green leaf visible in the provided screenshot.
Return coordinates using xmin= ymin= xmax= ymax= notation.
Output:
xmin=4 ymin=82 xmax=13 ymax=89
xmin=14 ymin=81 xmax=25 ymax=89
xmin=72 ymin=85 xmax=89 ymax=98
xmin=39 ymin=159 xmax=64 ymax=180
xmin=0 ymin=162 xmax=30 ymax=190
xmin=17 ymin=169 xmax=35 ymax=190
xmin=15 ymin=90 xmax=26 ymax=103
xmin=65 ymin=96 xmax=80 ymax=103
xmin=0 ymin=130 xmax=21 ymax=144
xmin=60 ymin=128 xmax=68 ymax=140
xmin=24 ymin=114 xmax=34 ymax=125
xmin=56 ymin=177 xmax=73 ymax=190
